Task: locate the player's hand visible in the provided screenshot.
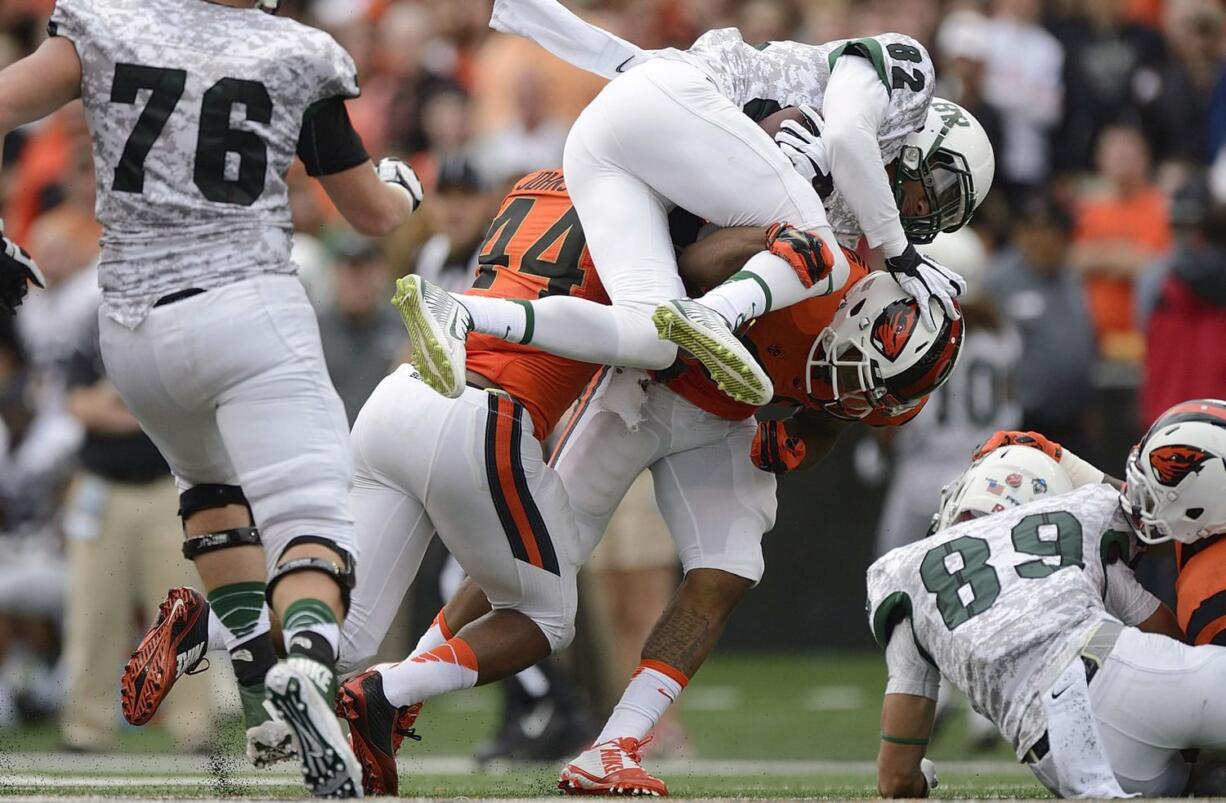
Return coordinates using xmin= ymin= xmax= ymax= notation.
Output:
xmin=0 ymin=220 xmax=44 ymax=315
xmin=920 ymin=758 xmax=939 ymax=795
xmin=775 ymin=105 xmax=833 ymax=198
xmin=751 ymin=419 xmax=806 ymax=473
xmin=973 ymin=430 xmax=1064 ymax=462
xmin=377 ymin=157 xmax=424 ymax=212
xmin=765 ymin=222 xmax=834 ymax=290
xmin=885 ymin=243 xmax=965 ymax=331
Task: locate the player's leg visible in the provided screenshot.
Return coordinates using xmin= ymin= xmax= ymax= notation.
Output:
xmin=332 ymin=380 xmax=441 ymax=794
xmin=202 ymin=276 xmax=364 ymax=795
xmin=99 ymin=309 xmax=288 ymax=765
xmin=1085 ymin=627 xmax=1226 ymax=795
xmin=562 ymin=409 xmax=776 ymax=795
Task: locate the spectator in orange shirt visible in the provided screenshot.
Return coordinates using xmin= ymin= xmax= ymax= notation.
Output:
xmin=1071 ymin=123 xmax=1172 ymax=360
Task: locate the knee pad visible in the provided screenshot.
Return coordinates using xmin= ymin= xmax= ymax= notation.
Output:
xmin=179 ymin=484 xmax=252 ymax=522
xmin=265 ymin=535 xmax=356 ymax=615
xmin=182 ymin=527 xmax=262 ymax=560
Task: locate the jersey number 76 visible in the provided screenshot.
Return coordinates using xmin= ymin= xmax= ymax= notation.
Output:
xmin=110 ymin=63 xmax=271 ymax=206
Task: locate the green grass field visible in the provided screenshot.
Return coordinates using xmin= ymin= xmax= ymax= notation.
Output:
xmin=0 ymin=652 xmax=1049 ymax=799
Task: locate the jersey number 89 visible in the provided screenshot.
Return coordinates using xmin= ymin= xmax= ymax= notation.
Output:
xmin=110 ymin=63 xmax=271 ymax=206
xmin=919 ymin=511 xmax=1084 ymax=630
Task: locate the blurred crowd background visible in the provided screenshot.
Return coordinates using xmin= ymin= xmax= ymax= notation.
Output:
xmin=3 ymin=0 xmax=1226 ymax=759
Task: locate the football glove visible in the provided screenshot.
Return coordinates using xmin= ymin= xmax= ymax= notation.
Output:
xmin=774 ymin=105 xmax=833 ymax=199
xmin=973 ymin=430 xmax=1063 ymax=462
xmin=376 ymin=157 xmax=424 ymax=212
xmin=765 ymin=222 xmax=835 ymax=290
xmin=885 ymin=243 xmax=966 ymax=331
xmin=751 ymin=419 xmax=806 ymax=474
xmin=0 ymin=220 xmax=44 ymax=315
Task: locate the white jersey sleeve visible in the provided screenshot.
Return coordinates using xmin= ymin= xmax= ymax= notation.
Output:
xmin=867 ymin=484 xmax=1138 ymax=759
xmin=883 ymin=620 xmax=940 ymax=699
xmin=1102 ymin=550 xmax=1161 ymax=626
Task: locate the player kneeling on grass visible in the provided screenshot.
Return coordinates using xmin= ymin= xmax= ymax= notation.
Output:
xmin=871 ymin=401 xmax=1226 ymax=798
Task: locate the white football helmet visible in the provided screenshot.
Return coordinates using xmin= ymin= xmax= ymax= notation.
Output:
xmin=895 ymin=98 xmax=995 ymax=244
xmin=935 ymin=445 xmax=1075 ymax=531
xmin=1123 ymin=399 xmax=1226 ymax=545
xmin=805 ymin=271 xmax=963 ymax=420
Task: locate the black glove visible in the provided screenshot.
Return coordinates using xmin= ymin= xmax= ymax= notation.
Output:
xmin=884 ymin=243 xmax=965 ymax=331
xmin=0 ymin=221 xmax=44 ymax=314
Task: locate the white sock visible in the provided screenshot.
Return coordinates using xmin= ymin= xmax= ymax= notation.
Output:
xmin=595 ymin=661 xmax=688 ymax=744
xmin=207 ymin=608 xmax=228 ymax=653
xmin=455 ymin=294 xmax=529 ymax=343
xmin=380 ymin=637 xmax=479 ymax=708
xmin=698 ymin=251 xmax=806 ymax=325
xmin=410 ymin=612 xmax=453 ymax=657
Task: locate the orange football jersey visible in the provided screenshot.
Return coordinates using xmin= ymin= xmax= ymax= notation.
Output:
xmin=1175 ymin=535 xmax=1226 ymax=646
xmin=663 ymin=252 xmax=925 ymax=428
xmin=465 ymin=169 xmax=609 ymax=440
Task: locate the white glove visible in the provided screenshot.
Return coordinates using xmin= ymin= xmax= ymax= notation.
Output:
xmin=921 ymin=758 xmax=939 ymax=794
xmin=885 ymin=243 xmax=966 ymax=331
xmin=0 ymin=218 xmax=44 ymax=314
xmin=376 ymin=157 xmax=423 ymax=212
xmin=774 ymin=105 xmax=833 ymax=198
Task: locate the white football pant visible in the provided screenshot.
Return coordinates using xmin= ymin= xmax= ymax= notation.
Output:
xmin=549 ymin=58 xmax=846 ymax=369
xmin=1031 ymin=627 xmax=1226 ymax=796
xmin=338 ymin=367 xmax=579 ymax=673
xmin=553 ymin=368 xmax=776 ymax=582
xmin=99 ymin=275 xmax=356 ymax=573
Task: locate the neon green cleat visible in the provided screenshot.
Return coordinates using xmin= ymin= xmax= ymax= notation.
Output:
xmin=652 ymin=299 xmax=773 ymax=406
xmin=392 ymin=275 xmax=471 ymax=399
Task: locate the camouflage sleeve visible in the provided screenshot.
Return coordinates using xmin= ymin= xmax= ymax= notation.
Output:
xmin=305 ymin=32 xmax=360 ymax=104
xmin=883 ymin=620 xmax=939 ymax=698
xmin=47 ymin=0 xmax=88 ymax=43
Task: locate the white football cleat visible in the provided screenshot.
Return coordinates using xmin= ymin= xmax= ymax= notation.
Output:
xmin=264 ymin=657 xmax=363 ymax=798
xmin=558 ymin=737 xmax=669 ymax=796
xmin=392 ymin=275 xmax=471 ymax=399
xmin=652 ymin=299 xmax=773 ymax=406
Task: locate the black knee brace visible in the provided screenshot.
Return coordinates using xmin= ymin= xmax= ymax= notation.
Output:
xmin=265 ymin=535 xmax=356 ymax=615
xmin=182 ymin=527 xmax=263 ymax=559
xmin=179 ymin=484 xmax=252 ymax=521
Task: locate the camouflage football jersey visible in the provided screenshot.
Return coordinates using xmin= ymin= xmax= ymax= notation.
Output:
xmin=866 ymin=484 xmax=1153 ymax=758
xmin=660 ymin=28 xmax=934 ymax=167
xmin=49 ymin=0 xmax=359 ymax=327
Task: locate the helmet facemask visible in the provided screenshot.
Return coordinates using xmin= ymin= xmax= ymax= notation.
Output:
xmin=893 ymin=143 xmax=976 ymax=245
xmin=805 ymin=328 xmax=924 ymax=421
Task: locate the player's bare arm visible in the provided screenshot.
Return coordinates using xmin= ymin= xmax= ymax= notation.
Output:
xmin=678 ymin=226 xmax=765 ymax=290
xmin=877 ymin=693 xmax=936 ymax=798
xmin=1137 ymin=603 xmax=1186 ymax=642
xmin=0 ymin=36 xmax=81 ymax=135
xmin=318 ymin=157 xmax=421 ymax=237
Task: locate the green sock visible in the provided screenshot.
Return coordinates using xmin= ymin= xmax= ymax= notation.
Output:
xmin=282 ymin=598 xmax=339 ymax=667
xmin=207 ymin=581 xmax=275 ymax=687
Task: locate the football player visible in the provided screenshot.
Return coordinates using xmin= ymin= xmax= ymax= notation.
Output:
xmin=870 ymin=403 xmax=1226 ymax=798
xmin=396 ymin=0 xmax=993 ymax=407
xmin=372 ymin=228 xmax=964 ymax=796
xmin=0 ymin=0 xmax=422 ymax=795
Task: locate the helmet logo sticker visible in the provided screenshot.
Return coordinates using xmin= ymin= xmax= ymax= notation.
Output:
xmin=871 ymin=300 xmax=919 ymax=361
xmin=1005 ymin=473 xmax=1022 ymax=488
xmin=1032 ymin=478 xmax=1048 ymax=494
xmin=985 ymin=478 xmax=1005 ymax=496
xmin=1149 ymin=444 xmax=1211 ymax=486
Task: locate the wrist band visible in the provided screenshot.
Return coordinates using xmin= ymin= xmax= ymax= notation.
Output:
xmin=880 ymin=732 xmax=929 ymax=746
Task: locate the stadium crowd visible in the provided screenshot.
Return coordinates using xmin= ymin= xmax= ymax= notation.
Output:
xmin=2 ymin=0 xmax=1226 ymax=755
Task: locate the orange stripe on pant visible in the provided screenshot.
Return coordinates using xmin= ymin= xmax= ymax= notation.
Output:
xmin=492 ymin=397 xmax=546 ymax=570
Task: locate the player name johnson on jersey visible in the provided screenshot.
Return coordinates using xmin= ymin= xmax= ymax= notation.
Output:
xmin=49 ymin=0 xmax=359 ymax=327
xmin=867 ymin=484 xmax=1154 ymax=758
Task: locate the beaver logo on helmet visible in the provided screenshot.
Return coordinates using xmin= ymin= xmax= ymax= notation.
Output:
xmin=1149 ymin=444 xmax=1212 ymax=486
xmin=871 ymin=300 xmax=920 ymax=361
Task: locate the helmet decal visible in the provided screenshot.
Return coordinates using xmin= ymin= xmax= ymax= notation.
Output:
xmin=871 ymin=300 xmax=919 ymax=361
xmin=1149 ymin=444 xmax=1212 ymax=486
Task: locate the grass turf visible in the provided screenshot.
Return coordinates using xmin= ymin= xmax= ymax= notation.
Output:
xmin=0 ymin=652 xmax=1047 ymax=798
